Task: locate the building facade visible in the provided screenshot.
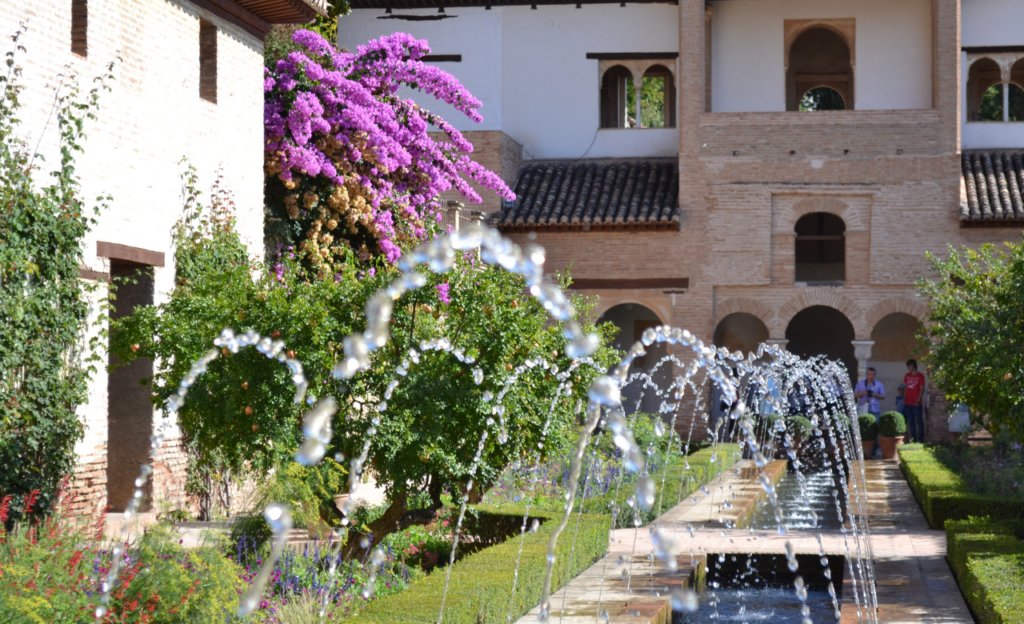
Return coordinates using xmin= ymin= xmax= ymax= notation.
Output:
xmin=0 ymin=0 xmax=324 ymax=516
xmin=341 ymin=0 xmax=1024 ymax=440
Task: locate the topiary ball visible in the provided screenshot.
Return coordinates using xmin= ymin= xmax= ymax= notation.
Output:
xmin=858 ymin=414 xmax=879 ymax=441
xmin=879 ymin=411 xmax=907 ymax=437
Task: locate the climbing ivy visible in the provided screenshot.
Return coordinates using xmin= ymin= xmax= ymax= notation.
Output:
xmin=0 ymin=30 xmax=113 ymax=521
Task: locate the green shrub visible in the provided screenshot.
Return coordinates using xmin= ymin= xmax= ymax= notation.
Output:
xmin=879 ymin=411 xmax=906 ymax=437
xmin=578 ymin=444 xmax=741 ymax=529
xmin=858 ymin=415 xmax=878 ymax=441
xmin=127 ymin=526 xmax=243 ymax=624
xmin=0 ymin=505 xmax=243 ymax=624
xmin=346 ymin=506 xmax=607 ymax=624
xmin=900 ymin=445 xmax=1024 ymax=529
xmin=946 ymin=517 xmax=1024 ymax=624
xmin=786 ymin=416 xmax=813 ymax=442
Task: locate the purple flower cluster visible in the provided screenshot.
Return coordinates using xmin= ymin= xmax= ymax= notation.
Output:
xmin=436 ymin=282 xmax=451 ymax=305
xmin=264 ymin=30 xmax=515 ymax=265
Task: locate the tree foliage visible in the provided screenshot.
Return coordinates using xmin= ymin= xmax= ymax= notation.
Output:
xmin=111 ymin=195 xmax=618 ymax=549
xmin=0 ymin=31 xmax=111 ymax=520
xmin=917 ymin=238 xmax=1024 ymax=443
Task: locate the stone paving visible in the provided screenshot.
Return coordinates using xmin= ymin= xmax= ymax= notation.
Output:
xmin=517 ymin=458 xmax=974 ymax=624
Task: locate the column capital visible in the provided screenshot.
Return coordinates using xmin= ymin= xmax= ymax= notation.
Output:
xmin=765 ymin=339 xmax=789 ymax=351
xmin=851 ymin=339 xmax=875 ymax=362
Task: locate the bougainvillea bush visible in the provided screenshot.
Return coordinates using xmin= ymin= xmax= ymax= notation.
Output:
xmin=263 ymin=29 xmax=514 ymax=273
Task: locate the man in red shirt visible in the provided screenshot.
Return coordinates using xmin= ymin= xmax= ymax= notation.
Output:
xmin=902 ymin=359 xmax=927 ymax=443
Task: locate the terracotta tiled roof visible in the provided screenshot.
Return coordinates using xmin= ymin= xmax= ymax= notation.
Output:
xmin=496 ymin=159 xmax=680 ymax=231
xmin=961 ymin=151 xmax=1024 ymax=225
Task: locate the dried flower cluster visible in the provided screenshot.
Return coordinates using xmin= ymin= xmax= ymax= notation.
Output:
xmin=264 ymin=30 xmax=514 ymax=272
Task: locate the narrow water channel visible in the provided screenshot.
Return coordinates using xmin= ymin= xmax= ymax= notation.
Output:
xmin=750 ymin=470 xmax=845 ymax=531
xmin=674 ymin=588 xmax=835 ymax=623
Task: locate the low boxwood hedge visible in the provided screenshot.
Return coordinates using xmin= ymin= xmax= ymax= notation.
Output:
xmin=347 ymin=506 xmax=607 ymax=624
xmin=349 ymin=445 xmax=740 ymax=623
xmin=900 ymin=444 xmax=1024 ymax=529
xmin=946 ymin=517 xmax=1024 ymax=624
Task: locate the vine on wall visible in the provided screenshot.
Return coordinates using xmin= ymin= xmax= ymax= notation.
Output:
xmin=0 ymin=29 xmax=113 ymax=521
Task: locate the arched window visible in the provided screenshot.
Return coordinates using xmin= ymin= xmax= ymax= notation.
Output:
xmin=786 ymin=27 xmax=853 ymax=112
xmin=599 ymin=62 xmax=676 ymax=129
xmin=794 ymin=213 xmax=845 ymax=283
xmin=600 ymin=65 xmax=634 ymax=129
xmin=967 ymin=58 xmax=1002 ymax=121
xmin=640 ymin=65 xmax=676 ymax=128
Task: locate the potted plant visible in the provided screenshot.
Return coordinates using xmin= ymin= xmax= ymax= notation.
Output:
xmin=878 ymin=412 xmax=907 ymax=460
xmin=858 ymin=414 xmax=878 ymax=460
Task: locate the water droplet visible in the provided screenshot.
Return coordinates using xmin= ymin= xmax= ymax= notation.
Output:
xmin=473 ymin=368 xmax=484 ymax=385
xmin=671 ymin=588 xmax=699 ymax=612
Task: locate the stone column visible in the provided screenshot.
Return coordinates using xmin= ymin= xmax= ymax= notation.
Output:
xmin=851 ymin=340 xmax=875 ymax=383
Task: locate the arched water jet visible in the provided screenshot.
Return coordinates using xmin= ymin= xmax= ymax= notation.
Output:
xmin=541 ymin=328 xmax=879 ymax=624
xmin=92 ymin=327 xmax=336 ymax=622
xmin=321 ymin=224 xmax=605 ymax=622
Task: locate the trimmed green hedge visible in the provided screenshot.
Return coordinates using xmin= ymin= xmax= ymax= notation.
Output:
xmin=347 ymin=506 xmax=607 ymax=623
xmin=349 ymin=445 xmax=740 ymax=623
xmin=946 ymin=518 xmax=1024 ymax=624
xmin=900 ymin=444 xmax=1024 ymax=529
xmin=579 ymin=444 xmax=741 ymax=528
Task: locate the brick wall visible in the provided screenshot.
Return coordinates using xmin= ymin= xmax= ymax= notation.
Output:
xmin=435 ymin=130 xmax=523 ymax=215
xmin=0 ymin=0 xmax=266 ymax=515
xmin=500 ymin=0 xmax=1024 ymax=444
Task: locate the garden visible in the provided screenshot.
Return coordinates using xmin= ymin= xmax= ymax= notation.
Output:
xmin=0 ymin=24 xmax=742 ymax=623
xmin=3 ymin=10 xmax=1024 ymax=624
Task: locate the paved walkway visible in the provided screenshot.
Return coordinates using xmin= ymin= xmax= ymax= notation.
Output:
xmin=517 ymin=458 xmax=973 ymax=624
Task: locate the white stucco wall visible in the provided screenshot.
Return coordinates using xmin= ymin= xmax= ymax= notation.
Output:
xmin=710 ymin=0 xmax=933 ymax=112
xmin=963 ymin=0 xmax=1024 ymax=47
xmin=338 ymin=4 xmax=680 ymax=160
xmin=0 ymin=0 xmax=265 ymax=476
xmin=501 ymin=4 xmax=679 ymax=160
xmin=338 ymin=8 xmax=504 ymax=132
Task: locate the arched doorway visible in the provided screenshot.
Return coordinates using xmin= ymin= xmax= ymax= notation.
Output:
xmin=785 ymin=305 xmax=858 ymax=383
xmin=713 ymin=313 xmax=769 ymax=356
xmin=787 ymin=27 xmax=853 ymax=111
xmin=870 ymin=312 xmax=923 ymax=414
xmin=598 ymin=303 xmax=668 ymax=415
xmin=712 ymin=313 xmax=770 ymax=433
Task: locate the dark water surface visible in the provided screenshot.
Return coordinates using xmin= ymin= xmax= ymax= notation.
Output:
xmin=675 ymin=588 xmax=835 ymax=623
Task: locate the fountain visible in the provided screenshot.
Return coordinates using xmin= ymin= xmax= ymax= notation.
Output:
xmin=99 ymin=223 xmax=878 ymax=624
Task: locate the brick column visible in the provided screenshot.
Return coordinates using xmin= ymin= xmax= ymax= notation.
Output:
xmin=933 ymin=0 xmax=961 ymax=152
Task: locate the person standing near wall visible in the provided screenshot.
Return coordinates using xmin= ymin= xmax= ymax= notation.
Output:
xmin=854 ymin=367 xmax=885 ymax=457
xmin=902 ymin=359 xmax=927 ymax=443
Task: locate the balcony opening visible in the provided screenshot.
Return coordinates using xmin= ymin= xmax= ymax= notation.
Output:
xmin=794 ymin=212 xmax=845 ymax=284
xmin=600 ymin=65 xmax=634 ymax=128
xmin=786 ymin=27 xmax=853 ymax=111
xmin=640 ymin=65 xmax=676 ymax=128
xmin=968 ymin=58 xmax=1003 ymax=121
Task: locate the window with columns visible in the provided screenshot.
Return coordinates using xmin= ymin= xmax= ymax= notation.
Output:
xmin=598 ymin=59 xmax=676 ymax=129
xmin=966 ymin=54 xmax=1024 ymax=122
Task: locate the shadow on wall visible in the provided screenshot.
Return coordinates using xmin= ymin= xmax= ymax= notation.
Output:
xmin=785 ymin=305 xmax=857 ymax=385
xmin=598 ymin=303 xmax=668 ymax=416
xmin=870 ymin=312 xmax=923 ymax=415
